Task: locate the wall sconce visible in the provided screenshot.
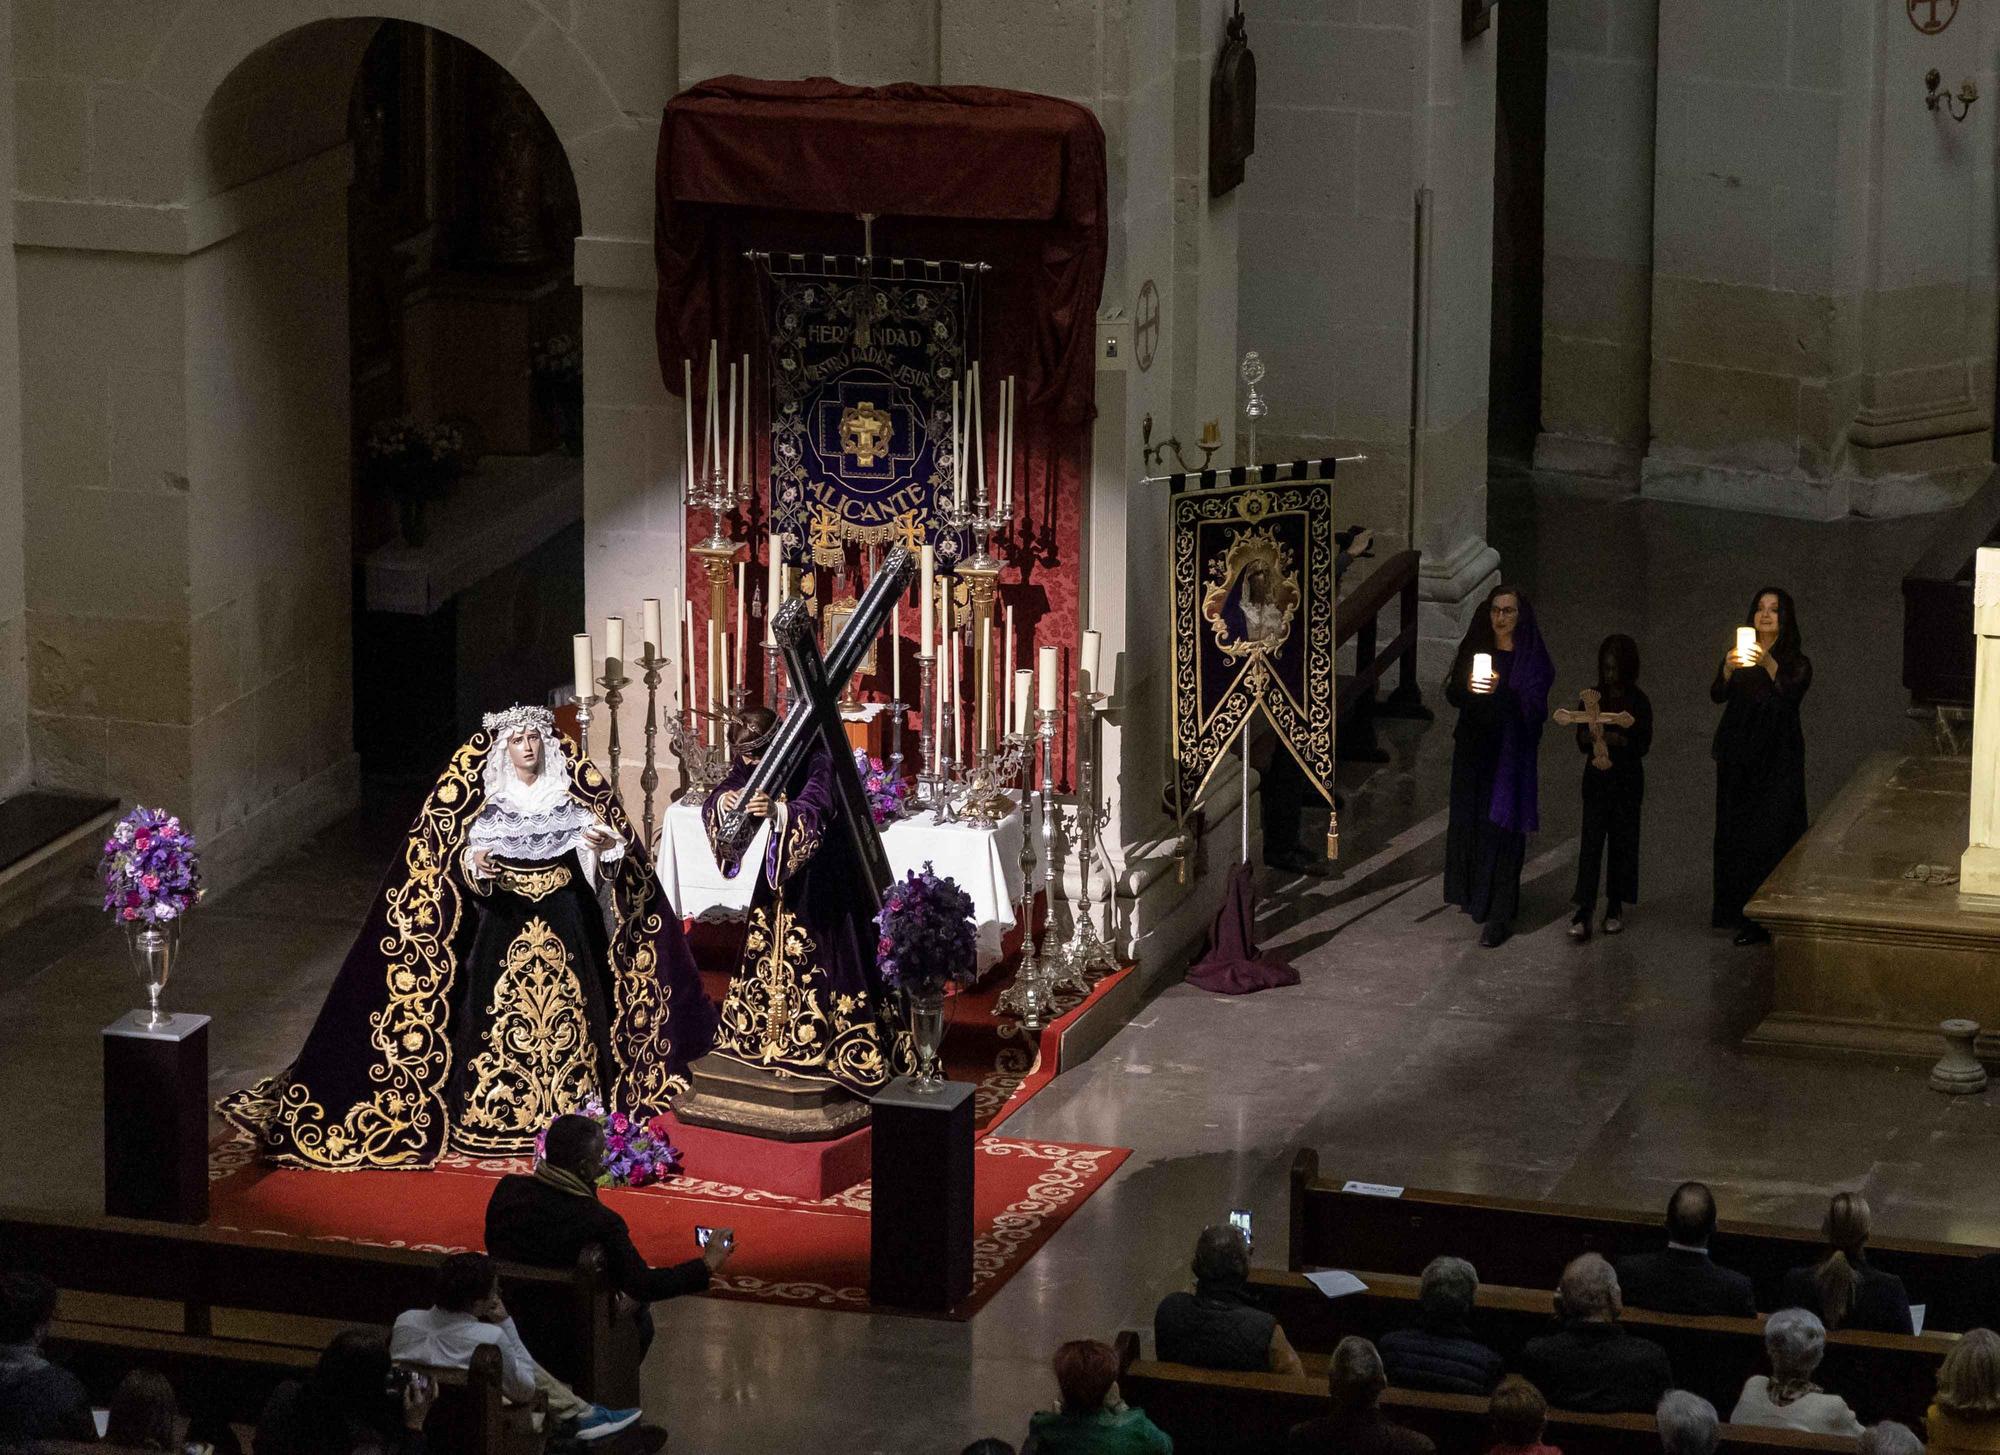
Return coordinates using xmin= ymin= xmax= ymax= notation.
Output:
xmin=1926 ymin=68 xmax=1979 ymax=122
xmin=1142 ymin=414 xmax=1221 ymax=474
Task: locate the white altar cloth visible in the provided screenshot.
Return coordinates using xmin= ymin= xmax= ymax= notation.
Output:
xmin=654 ymin=795 xmax=1027 ymax=968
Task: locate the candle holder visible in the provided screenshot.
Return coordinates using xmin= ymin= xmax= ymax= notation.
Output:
xmin=941 ymin=468 xmax=1012 ymax=572
xmin=1052 ymin=691 xmax=1117 ymax=990
xmin=947 ymin=735 xmax=1032 ymax=827
xmin=597 ymin=671 xmax=630 ymax=796
xmin=573 ymin=693 xmax=599 ymax=768
xmin=763 ymin=640 xmax=783 ymax=714
xmin=639 ymin=650 xmax=663 ymax=847
xmin=996 ymin=733 xmax=1049 ymax=1031
xmin=887 ymin=699 xmax=907 ymax=778
xmin=690 ymin=465 xmax=742 ymax=554
xmin=729 ymin=677 xmax=750 ymax=718
xmin=666 ymin=708 xmax=730 ymax=798
xmin=914 ymin=652 xmax=938 ymax=810
xmin=1031 ymin=704 xmax=1060 ymax=974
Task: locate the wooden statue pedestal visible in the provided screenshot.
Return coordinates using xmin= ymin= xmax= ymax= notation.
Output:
xmin=673 ymin=1054 xmax=871 ymax=1142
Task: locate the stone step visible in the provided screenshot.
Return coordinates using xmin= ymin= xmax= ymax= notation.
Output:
xmin=0 ymin=791 xmax=121 ymax=938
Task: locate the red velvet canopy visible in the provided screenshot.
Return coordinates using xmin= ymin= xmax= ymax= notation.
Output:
xmin=654 ymin=77 xmax=1108 ymax=779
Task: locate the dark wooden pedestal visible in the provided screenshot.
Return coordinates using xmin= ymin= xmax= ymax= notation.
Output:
xmin=103 ymin=1012 xmax=210 ymax=1224
xmin=867 ymin=1076 xmax=973 ymax=1311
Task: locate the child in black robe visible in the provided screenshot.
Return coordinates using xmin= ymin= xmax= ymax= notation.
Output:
xmin=1567 ymin=634 xmax=1652 ymax=941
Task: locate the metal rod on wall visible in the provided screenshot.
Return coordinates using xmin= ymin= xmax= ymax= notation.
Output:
xmin=1408 ymin=186 xmax=1434 ymax=558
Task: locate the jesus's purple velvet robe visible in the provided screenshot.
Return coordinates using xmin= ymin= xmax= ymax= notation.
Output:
xmin=701 ymin=741 xmax=908 ymax=1095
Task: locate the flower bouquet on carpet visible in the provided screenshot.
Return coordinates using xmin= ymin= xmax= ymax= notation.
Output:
xmin=535 ymin=1099 xmax=684 ymax=1188
xmin=99 ymin=805 xmax=204 ymax=1027
xmin=875 ymin=863 xmax=978 ymax=1091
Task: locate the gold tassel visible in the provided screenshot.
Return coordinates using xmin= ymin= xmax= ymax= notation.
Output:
xmin=1326 ymin=808 xmax=1339 ymax=861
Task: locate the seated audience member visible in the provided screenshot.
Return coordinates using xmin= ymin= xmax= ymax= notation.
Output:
xmin=391 ymin=1250 xmax=640 ymax=1444
xmin=1021 ymin=1338 xmax=1172 ymax=1454
xmin=1927 ymin=1327 xmax=2000 ymax=1454
xmin=1657 ymin=1392 xmax=1719 ymax=1455
xmin=1486 ymin=1374 xmax=1559 ymax=1455
xmin=1862 ymin=1422 xmax=1927 ymax=1455
xmin=0 ymin=1270 xmax=95 ymax=1445
xmin=1615 ymin=1182 xmax=1755 ymax=1318
xmin=1727 ymin=1307 xmax=1862 ymax=1436
xmin=1153 ymin=1224 xmax=1303 ymax=1375
xmin=106 ymin=1368 xmax=180 ymax=1450
xmin=1379 ymin=1255 xmax=1504 ymax=1395
xmin=485 ymin=1112 xmax=731 ymax=1356
xmin=1287 ymin=1336 xmax=1435 ymax=1455
xmin=255 ymin=1328 xmax=436 ymax=1455
xmin=1778 ymin=1191 xmax=1913 ymax=1335
xmin=1519 ymin=1254 xmax=1674 ymax=1414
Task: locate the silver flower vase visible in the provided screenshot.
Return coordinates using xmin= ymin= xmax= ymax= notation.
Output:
xmin=124 ymin=919 xmax=179 ymax=1028
xmin=906 ymin=985 xmax=949 ymax=1092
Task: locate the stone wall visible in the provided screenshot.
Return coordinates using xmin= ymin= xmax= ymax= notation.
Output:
xmin=0 ymin=0 xmax=20 ymax=796
xmin=1237 ymin=0 xmax=1498 ymax=663
xmin=1535 ymin=0 xmax=1656 ymax=480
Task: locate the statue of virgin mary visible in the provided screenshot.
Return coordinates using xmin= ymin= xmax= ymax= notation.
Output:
xmin=219 ymin=705 xmax=717 ymax=1170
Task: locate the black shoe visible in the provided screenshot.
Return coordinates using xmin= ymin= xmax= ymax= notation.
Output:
xmin=1566 ymin=917 xmax=1590 ymax=942
xmin=1479 ymin=920 xmax=1511 ymax=948
xmin=1732 ymin=923 xmax=1770 ymax=946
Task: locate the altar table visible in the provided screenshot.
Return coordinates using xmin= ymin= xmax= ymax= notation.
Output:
xmin=654 ymin=796 xmax=1027 ymax=968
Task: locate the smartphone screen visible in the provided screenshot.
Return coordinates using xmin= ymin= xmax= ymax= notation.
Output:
xmin=695 ymin=1225 xmax=714 ymax=1250
xmin=1228 ymin=1208 xmax=1253 ymax=1250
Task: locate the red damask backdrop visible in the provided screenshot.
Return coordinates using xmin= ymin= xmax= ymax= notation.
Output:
xmin=654 ymin=77 xmax=1107 ymax=781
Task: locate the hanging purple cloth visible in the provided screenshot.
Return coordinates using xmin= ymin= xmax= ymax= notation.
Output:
xmin=1488 ymin=601 xmax=1555 ymax=835
xmin=1186 ymin=863 xmax=1301 ymax=995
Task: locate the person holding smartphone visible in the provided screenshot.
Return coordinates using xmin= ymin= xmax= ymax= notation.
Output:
xmin=485 ymin=1113 xmax=735 ymax=1363
xmin=1154 ymin=1223 xmax=1304 ymax=1376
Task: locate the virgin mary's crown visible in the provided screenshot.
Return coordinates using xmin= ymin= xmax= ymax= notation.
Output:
xmin=481 ymin=704 xmax=556 ymax=739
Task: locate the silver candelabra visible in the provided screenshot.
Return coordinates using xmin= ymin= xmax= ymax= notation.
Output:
xmin=666 ymin=707 xmax=729 ymax=798
xmin=639 ymin=649 xmax=664 ymax=846
xmin=996 ymin=723 xmax=1050 ymax=1028
xmin=598 ymin=669 xmax=630 ymax=796
xmin=1052 ymin=689 xmax=1117 ymax=989
xmin=914 ymin=652 xmax=939 ymax=809
xmin=574 ymin=692 xmax=599 ymax=771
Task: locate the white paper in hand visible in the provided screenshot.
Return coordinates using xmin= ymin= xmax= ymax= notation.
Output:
xmin=1911 ymin=1304 xmax=1927 ymax=1335
xmin=1305 ymin=1269 xmax=1369 ymax=1300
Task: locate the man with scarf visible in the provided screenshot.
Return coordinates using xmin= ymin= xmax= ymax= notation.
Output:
xmin=1442 ymin=584 xmax=1555 ymax=948
xmin=485 ymin=1113 xmax=732 ymax=1361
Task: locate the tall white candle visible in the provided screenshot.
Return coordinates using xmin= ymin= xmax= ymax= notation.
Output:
xmin=892 ymin=601 xmax=902 ymax=699
xmin=642 ymin=599 xmax=662 ymax=660
xmin=572 ymin=632 xmax=593 ymax=701
xmin=723 ymin=630 xmax=734 ymax=698
xmin=604 ymin=616 xmax=623 ymax=680
xmin=705 ymin=341 xmax=719 ymax=481
xmin=919 ymin=545 xmax=936 ymax=650
xmin=951 ymin=381 xmax=963 ymax=509
xmin=683 ymin=602 xmax=697 ymax=725
xmin=724 ymin=361 xmax=738 ymax=494
xmin=1014 ymin=669 xmax=1034 ymax=735
xmin=970 ymin=363 xmax=985 ymax=508
xmin=735 ymin=562 xmax=747 ymax=678
xmin=1002 ymin=605 xmax=1015 ymax=732
xmin=682 ymin=358 xmax=696 ymax=513
xmin=707 ymin=619 xmax=721 ymax=744
xmin=766 ymin=533 xmax=782 ymax=646
xmin=1038 ymin=644 xmax=1059 ymax=713
xmin=979 ymin=620 xmax=992 ymax=752
xmin=952 ymin=632 xmax=964 ymax=759
xmin=1080 ymin=628 xmax=1101 ymax=689
xmin=934 ymin=659 xmax=946 ymax=776
xmin=741 ymin=351 xmax=753 ymax=493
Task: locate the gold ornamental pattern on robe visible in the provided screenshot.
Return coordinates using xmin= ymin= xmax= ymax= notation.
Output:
xmin=703 ymin=791 xmax=906 ymax=1092
xmin=455 ymin=916 xmax=601 ymax=1153
xmin=216 ymin=732 xmax=700 ymax=1171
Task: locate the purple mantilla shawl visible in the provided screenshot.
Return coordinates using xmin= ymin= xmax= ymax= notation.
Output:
xmin=1488 ymin=605 xmax=1555 ymax=834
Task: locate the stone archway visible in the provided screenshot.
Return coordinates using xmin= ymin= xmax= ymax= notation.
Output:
xmin=14 ymin=3 xmax=671 ymax=891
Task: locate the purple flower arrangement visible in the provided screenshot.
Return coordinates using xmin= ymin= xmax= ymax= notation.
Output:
xmin=99 ymin=806 xmax=203 ymax=926
xmin=534 ymin=1098 xmax=684 ymax=1188
xmin=874 ymin=863 xmax=978 ymax=994
xmin=856 ymin=750 xmax=907 ymax=828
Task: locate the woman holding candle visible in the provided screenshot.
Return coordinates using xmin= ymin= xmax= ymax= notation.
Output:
xmin=1443 ymin=584 xmax=1555 ymax=949
xmin=1710 ymin=586 xmax=1812 ymax=945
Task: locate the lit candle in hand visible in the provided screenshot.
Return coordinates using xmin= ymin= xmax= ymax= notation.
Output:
xmin=1470 ymin=651 xmax=1495 ymax=694
xmin=1733 ymin=626 xmax=1757 ymax=666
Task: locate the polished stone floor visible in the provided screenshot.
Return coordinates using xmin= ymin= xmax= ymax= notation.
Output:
xmin=7 ymin=471 xmax=2000 ymax=1452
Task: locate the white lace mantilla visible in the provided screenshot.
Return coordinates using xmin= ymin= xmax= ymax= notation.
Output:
xmin=465 ymin=797 xmax=600 ymax=860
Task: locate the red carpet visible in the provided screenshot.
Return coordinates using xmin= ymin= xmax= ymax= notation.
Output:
xmin=207 ymin=951 xmax=1135 ymax=1317
xmin=208 ymin=1133 xmax=1126 ymax=1318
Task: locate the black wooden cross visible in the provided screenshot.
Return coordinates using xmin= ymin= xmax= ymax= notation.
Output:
xmin=710 ymin=544 xmax=916 ymax=903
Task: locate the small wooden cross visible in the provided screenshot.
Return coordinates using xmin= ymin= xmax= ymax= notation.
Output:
xmin=1553 ymin=687 xmax=1635 ymax=771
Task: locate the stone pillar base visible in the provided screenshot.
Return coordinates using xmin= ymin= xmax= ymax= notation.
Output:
xmin=1417 ymin=535 xmax=1501 ymax=676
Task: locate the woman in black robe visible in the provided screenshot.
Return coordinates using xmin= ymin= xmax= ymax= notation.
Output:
xmin=1444 ymin=585 xmax=1555 ymax=949
xmin=1567 ymin=634 xmax=1653 ymax=941
xmin=219 ymin=706 xmax=716 ymax=1169
xmin=1711 ymin=586 xmax=1812 ymax=944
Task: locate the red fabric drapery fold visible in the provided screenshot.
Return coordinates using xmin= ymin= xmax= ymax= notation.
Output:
xmin=653 ymin=77 xmax=1108 ymax=783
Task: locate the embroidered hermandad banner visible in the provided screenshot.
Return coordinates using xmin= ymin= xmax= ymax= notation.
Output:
xmin=760 ymin=253 xmax=982 ymax=565
xmin=1169 ymin=467 xmax=1339 ymax=834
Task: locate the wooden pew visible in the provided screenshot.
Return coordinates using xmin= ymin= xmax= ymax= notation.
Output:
xmin=1290 ymin=1150 xmax=1999 ymax=1330
xmin=1 ymin=1206 xmax=642 ymax=1418
xmin=1116 ymin=1336 xmax=1860 ymax=1455
xmin=1236 ymin=1267 xmax=1950 ymax=1429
